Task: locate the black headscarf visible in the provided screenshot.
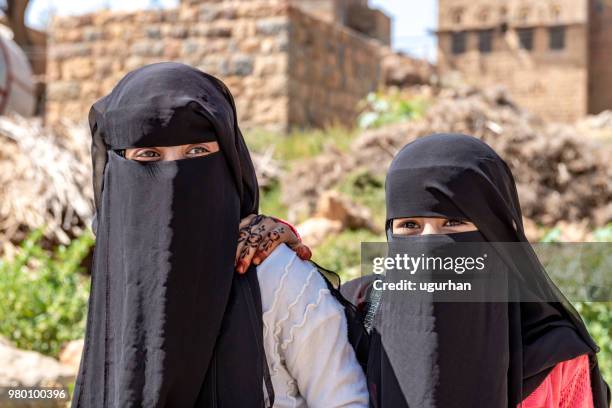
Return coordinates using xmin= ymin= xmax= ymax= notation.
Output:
xmin=367 ymin=133 xmax=610 ymax=407
xmin=72 ymin=62 xmax=271 ymax=407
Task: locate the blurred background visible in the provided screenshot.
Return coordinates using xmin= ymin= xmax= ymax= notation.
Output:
xmin=0 ymin=0 xmax=610 ymax=405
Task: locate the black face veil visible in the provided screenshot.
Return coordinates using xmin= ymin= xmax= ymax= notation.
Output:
xmin=368 ymin=133 xmax=610 ymax=407
xmin=72 ymin=62 xmax=269 ymax=407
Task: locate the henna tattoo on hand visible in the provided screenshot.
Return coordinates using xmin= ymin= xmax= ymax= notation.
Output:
xmin=259 ymin=226 xmax=285 ymax=254
xmin=237 ymin=216 xmax=290 ymax=267
xmin=238 ymin=215 xmax=267 ymax=263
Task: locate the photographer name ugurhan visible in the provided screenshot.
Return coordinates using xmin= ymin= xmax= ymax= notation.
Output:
xmin=373 ymin=279 xmax=472 ymax=292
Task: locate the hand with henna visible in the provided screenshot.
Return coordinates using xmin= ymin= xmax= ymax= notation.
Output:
xmin=235 ymin=214 xmax=312 ymax=274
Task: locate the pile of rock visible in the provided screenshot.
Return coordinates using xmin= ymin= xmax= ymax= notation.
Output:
xmin=0 ymin=336 xmax=75 ymax=407
xmin=283 ymin=86 xmax=612 ymax=228
xmin=296 ymin=190 xmax=381 ymax=246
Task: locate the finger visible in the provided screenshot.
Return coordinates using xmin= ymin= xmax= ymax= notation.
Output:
xmin=294 ymin=244 xmax=312 ymax=261
xmin=236 ymin=233 xmax=260 ymax=274
xmin=235 ymin=214 xmax=265 ymax=268
xmin=235 ymin=228 xmax=249 ymax=267
xmin=252 ymin=225 xmax=289 ymax=265
xmin=283 ymin=230 xmax=312 ymax=260
xmin=237 ymin=216 xmax=277 ymax=273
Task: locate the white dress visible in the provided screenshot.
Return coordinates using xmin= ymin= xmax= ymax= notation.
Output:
xmin=256 ymin=244 xmax=369 ymax=408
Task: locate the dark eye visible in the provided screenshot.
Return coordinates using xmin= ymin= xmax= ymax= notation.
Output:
xmin=398 ymin=221 xmax=420 ymax=229
xmin=444 ymin=219 xmax=466 ymax=227
xmin=136 ymin=150 xmax=160 ymax=159
xmin=186 ymin=145 xmax=210 ymax=156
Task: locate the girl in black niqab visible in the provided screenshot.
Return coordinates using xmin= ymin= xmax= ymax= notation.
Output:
xmin=372 ymin=133 xmax=610 ymax=407
xmin=72 ymin=62 xmax=269 ymax=407
xmin=262 ymin=133 xmax=610 ymax=407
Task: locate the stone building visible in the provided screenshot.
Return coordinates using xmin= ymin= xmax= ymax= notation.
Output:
xmin=45 ymin=0 xmax=390 ymax=132
xmin=292 ymin=0 xmax=391 ymax=45
xmin=436 ymin=0 xmax=612 ymax=122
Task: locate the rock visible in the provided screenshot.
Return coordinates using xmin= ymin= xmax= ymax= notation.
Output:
xmin=0 ymin=336 xmax=74 ymax=407
xmin=294 ymin=191 xmax=381 ymax=247
xmin=296 ymin=217 xmax=343 ymax=247
xmin=46 ymin=82 xmax=81 ymax=101
xmin=315 ymin=191 xmax=380 ymax=233
xmin=220 ymin=54 xmax=254 ymax=77
xmin=58 ymin=339 xmax=84 ymax=374
xmin=255 ymin=17 xmax=289 ymax=36
xmin=380 ymin=47 xmax=434 ymax=87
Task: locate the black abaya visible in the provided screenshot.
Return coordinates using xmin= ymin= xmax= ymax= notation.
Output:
xmin=72 ymin=62 xmax=270 ymax=407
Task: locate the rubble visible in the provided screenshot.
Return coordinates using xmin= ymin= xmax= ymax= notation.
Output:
xmin=296 ymin=190 xmax=381 ymax=246
xmin=0 ymin=335 xmax=74 ymax=407
xmin=380 ymin=46 xmax=435 ymax=88
xmin=297 ymin=218 xmax=344 ymax=248
xmin=58 ymin=339 xmax=84 ymax=374
xmin=283 ymin=86 xmax=612 ymax=228
xmin=0 ymin=115 xmax=94 ymax=255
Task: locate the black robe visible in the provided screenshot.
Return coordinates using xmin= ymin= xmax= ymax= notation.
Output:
xmin=366 ymin=133 xmax=610 ymax=408
xmin=72 ymin=62 xmax=272 ymax=407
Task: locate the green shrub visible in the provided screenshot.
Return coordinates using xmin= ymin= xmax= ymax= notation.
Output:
xmin=314 ymin=229 xmax=385 ymax=283
xmin=337 ymin=170 xmax=386 ymax=226
xmin=246 ymin=126 xmax=356 ymax=163
xmin=259 ymin=179 xmax=288 ymax=221
xmin=357 ymin=91 xmax=429 ymax=129
xmin=544 ymin=223 xmax=612 ymax=384
xmin=0 ymin=229 xmax=93 ymax=357
xmin=574 ymin=224 xmax=612 ymax=383
xmin=574 ymin=301 xmax=612 ymax=383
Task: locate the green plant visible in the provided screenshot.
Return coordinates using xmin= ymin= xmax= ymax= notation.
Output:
xmin=259 ymin=180 xmax=288 ymax=221
xmin=592 ymin=223 xmax=612 ymax=242
xmin=313 ymin=229 xmax=385 ymax=283
xmin=337 ymin=170 xmax=386 ymax=226
xmin=0 ymin=229 xmax=93 ymax=357
xmin=574 ymin=301 xmax=612 ymax=383
xmin=541 ymin=223 xmax=612 ymax=384
xmin=574 ymin=224 xmax=612 ymax=383
xmin=246 ymin=126 xmax=356 ymax=163
xmin=357 ymin=91 xmax=429 ymax=129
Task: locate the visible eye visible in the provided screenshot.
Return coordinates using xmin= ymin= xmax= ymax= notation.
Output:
xmin=398 ymin=221 xmax=421 ymax=229
xmin=444 ymin=219 xmax=467 ymax=227
xmin=186 ymin=145 xmax=211 ymax=156
xmin=134 ymin=149 xmax=161 ymax=160
xmin=392 ymin=219 xmax=422 ymax=236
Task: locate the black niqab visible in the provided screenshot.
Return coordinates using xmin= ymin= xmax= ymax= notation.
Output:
xmin=72 ymin=62 xmax=269 ymax=407
xmin=368 ymin=133 xmax=610 ymax=407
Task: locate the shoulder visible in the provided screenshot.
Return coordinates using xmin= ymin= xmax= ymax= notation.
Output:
xmin=521 ymin=354 xmax=593 ymax=408
xmin=256 ymin=243 xmax=342 ymax=317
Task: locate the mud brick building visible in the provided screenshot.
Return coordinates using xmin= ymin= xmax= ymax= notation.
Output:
xmin=45 ymin=0 xmax=390 ymax=132
xmin=437 ymin=0 xmax=612 ymax=122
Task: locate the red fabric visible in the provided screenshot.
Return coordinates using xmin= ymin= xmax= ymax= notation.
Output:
xmin=520 ymin=354 xmax=594 ymax=408
xmin=271 ymin=217 xmax=301 ymax=241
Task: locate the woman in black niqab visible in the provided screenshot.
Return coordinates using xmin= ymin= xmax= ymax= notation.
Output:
xmin=72 ymin=62 xmax=269 ymax=407
xmin=368 ymin=133 xmax=610 ymax=407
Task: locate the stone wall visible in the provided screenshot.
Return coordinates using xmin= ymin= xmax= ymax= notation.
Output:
xmin=46 ymin=0 xmax=384 ymax=132
xmin=288 ymin=6 xmax=380 ymax=128
xmin=437 ymin=0 xmax=590 ymax=122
